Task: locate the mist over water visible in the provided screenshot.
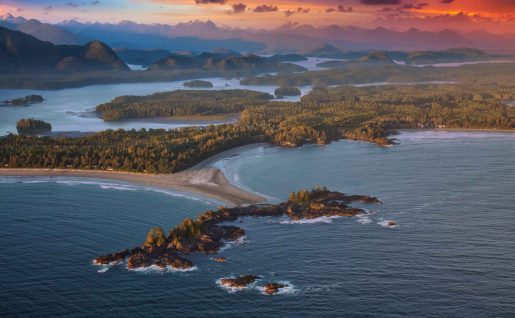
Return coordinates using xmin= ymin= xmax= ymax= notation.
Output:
xmin=1 ymin=131 xmax=515 ymax=317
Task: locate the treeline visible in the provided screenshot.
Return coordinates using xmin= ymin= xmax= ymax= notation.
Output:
xmin=1 ymin=84 xmax=513 ymax=173
xmin=96 ymin=89 xmax=274 ymax=121
xmin=240 ymin=62 xmax=515 ymax=87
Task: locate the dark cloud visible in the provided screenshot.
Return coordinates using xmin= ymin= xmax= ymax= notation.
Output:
xmin=229 ymin=3 xmax=246 ymax=14
xmin=66 ymin=1 xmax=80 ymax=8
xmin=402 ymin=3 xmax=429 ymax=10
xmin=360 ymin=0 xmax=401 ymax=5
xmin=253 ymin=4 xmax=278 ymax=12
xmin=91 ymin=1 xmax=100 ymax=5
xmin=195 ymin=0 xmax=227 ymax=4
xmin=326 ymin=5 xmax=353 ymax=13
xmin=440 ymin=0 xmax=454 ymax=3
xmin=284 ymin=7 xmax=310 ymax=17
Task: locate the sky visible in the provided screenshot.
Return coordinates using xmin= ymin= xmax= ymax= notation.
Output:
xmin=1 ymin=0 xmax=514 ymax=33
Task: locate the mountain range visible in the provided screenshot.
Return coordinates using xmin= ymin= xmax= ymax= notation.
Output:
xmin=2 ymin=14 xmax=515 ymax=54
xmin=0 ymin=26 xmax=128 ymax=72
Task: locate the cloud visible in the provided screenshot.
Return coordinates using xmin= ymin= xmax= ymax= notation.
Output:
xmin=401 ymin=3 xmax=429 ymax=10
xmin=253 ymin=4 xmax=278 ymax=13
xmin=440 ymin=0 xmax=454 ymax=3
xmin=195 ymin=0 xmax=226 ymax=4
xmin=91 ymin=1 xmax=100 ymax=5
xmin=66 ymin=2 xmax=80 ymax=8
xmin=360 ymin=0 xmax=401 ymax=5
xmin=284 ymin=7 xmax=310 ymax=17
xmin=228 ymin=3 xmax=246 ymax=14
xmin=326 ymin=5 xmax=353 ymax=13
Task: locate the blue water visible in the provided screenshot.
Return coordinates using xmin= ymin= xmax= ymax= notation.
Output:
xmin=1 ymin=131 xmax=514 ymax=317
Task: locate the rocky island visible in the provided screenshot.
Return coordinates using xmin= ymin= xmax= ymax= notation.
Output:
xmin=2 ymin=95 xmax=43 ymax=106
xmin=94 ymin=187 xmax=381 ymax=271
xmin=183 ymin=80 xmax=214 ymax=88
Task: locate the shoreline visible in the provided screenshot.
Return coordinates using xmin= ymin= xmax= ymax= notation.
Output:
xmin=0 ymin=167 xmax=265 ymax=207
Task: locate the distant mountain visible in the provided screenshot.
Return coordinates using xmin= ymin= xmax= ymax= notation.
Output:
xmin=2 ymin=15 xmax=515 ymax=54
xmin=0 ymin=15 xmax=83 ymax=45
xmin=0 ymin=26 xmax=129 ymax=72
xmin=148 ymin=52 xmax=306 ymax=73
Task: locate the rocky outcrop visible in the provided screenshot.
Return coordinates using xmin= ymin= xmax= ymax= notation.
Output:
xmin=263 ymin=283 xmax=287 ymax=295
xmin=220 ymin=275 xmax=260 ymax=288
xmin=94 ymin=188 xmax=382 ymax=271
xmin=2 ymin=95 xmax=43 ymax=106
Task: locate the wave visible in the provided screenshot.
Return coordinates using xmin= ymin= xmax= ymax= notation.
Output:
xmin=219 ymin=235 xmax=248 ymax=252
xmin=280 ymin=216 xmax=342 ymax=224
xmin=397 ymin=130 xmax=515 ymax=143
xmin=3 ymin=176 xmax=219 ymax=206
xmin=128 ymin=265 xmax=198 ymax=273
xmin=356 ymin=214 xmax=372 ymax=224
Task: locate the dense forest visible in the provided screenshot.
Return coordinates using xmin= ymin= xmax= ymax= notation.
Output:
xmin=96 ymin=89 xmax=274 ymax=121
xmin=1 ymin=83 xmax=513 ymax=173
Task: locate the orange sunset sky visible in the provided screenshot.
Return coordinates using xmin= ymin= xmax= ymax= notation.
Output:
xmin=1 ymin=0 xmax=514 ymax=32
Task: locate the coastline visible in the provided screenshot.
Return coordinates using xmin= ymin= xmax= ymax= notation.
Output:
xmin=0 ymin=167 xmax=264 ymax=207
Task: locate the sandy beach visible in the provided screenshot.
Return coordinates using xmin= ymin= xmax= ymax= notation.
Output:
xmin=0 ymin=167 xmax=264 ymax=207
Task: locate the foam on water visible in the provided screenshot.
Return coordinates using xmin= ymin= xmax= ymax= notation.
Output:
xmin=2 ymin=176 xmax=220 ymax=206
xmin=219 ymin=235 xmax=248 ymax=252
xmin=279 ymin=216 xmax=342 ymax=224
xmin=128 ymin=265 xmax=198 ymax=274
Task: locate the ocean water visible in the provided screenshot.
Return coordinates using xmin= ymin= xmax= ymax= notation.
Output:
xmin=0 ymin=78 xmax=311 ymax=135
xmin=1 ymin=131 xmax=515 ymax=317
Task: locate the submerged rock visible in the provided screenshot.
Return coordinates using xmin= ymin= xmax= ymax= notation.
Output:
xmin=213 ymin=257 xmax=227 ymax=263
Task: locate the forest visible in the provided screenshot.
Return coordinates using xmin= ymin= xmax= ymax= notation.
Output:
xmin=1 ymin=83 xmax=513 ymax=174
xmin=96 ymin=89 xmax=274 ymax=121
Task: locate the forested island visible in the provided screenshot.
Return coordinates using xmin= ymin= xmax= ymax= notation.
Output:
xmin=1 ymin=83 xmax=513 ymax=173
xmin=94 ymin=187 xmax=381 ymax=276
xmin=16 ymin=119 xmax=52 ymax=135
xmin=96 ymin=89 xmax=273 ymax=121
xmin=275 ymin=86 xmax=301 ymax=98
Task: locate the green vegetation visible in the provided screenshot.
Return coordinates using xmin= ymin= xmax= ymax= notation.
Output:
xmin=275 ymin=86 xmax=301 ymax=97
xmin=144 ymin=226 xmax=167 ymax=247
xmin=96 ymin=89 xmax=274 ymax=121
xmin=288 ymin=186 xmax=329 ymax=203
xmin=16 ymin=119 xmax=52 ymax=135
xmin=183 ymin=80 xmax=213 ymax=88
xmin=2 ymin=83 xmax=513 ymax=173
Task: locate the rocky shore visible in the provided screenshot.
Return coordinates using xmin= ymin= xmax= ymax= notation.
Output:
xmin=94 ymin=188 xmax=381 ymax=271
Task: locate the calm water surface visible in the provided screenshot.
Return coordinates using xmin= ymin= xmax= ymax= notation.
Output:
xmin=1 ymin=131 xmax=514 ymax=317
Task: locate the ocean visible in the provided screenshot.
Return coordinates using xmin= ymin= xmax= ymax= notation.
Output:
xmin=1 ymin=130 xmax=514 ymax=317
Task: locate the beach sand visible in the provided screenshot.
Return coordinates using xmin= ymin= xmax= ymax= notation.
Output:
xmin=0 ymin=167 xmax=264 ymax=207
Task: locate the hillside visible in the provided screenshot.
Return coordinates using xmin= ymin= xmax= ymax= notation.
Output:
xmin=0 ymin=26 xmax=129 ymax=72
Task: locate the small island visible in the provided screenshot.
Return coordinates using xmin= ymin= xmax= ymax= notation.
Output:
xmin=183 ymin=80 xmax=214 ymax=88
xmin=2 ymin=95 xmax=43 ymax=106
xmin=94 ymin=187 xmax=381 ymax=271
xmin=275 ymin=86 xmax=301 ymax=98
xmin=16 ymin=118 xmax=52 ymax=135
